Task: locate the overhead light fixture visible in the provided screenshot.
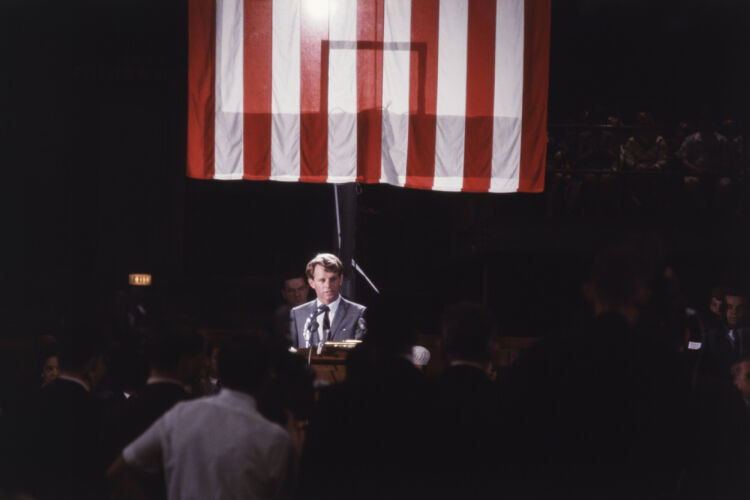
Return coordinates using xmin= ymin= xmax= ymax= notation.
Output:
xmin=129 ymin=273 xmax=152 ymax=286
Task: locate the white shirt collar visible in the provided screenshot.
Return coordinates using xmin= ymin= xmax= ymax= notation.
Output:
xmin=57 ymin=374 xmax=90 ymax=392
xmin=315 ymin=294 xmax=342 ymax=318
xmin=146 ymin=376 xmax=186 ymax=388
xmin=216 ymin=388 xmax=258 ymax=412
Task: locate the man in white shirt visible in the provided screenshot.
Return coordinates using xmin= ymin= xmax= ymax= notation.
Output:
xmin=108 ymin=333 xmax=296 ymax=500
xmin=289 ymin=253 xmax=366 ymax=349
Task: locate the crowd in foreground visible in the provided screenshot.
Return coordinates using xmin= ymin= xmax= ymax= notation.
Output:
xmin=2 ymin=245 xmax=749 ymax=500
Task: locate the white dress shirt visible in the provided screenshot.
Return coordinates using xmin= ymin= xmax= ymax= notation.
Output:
xmin=123 ymin=388 xmax=295 ymax=500
xmin=305 ymin=295 xmax=341 ymax=347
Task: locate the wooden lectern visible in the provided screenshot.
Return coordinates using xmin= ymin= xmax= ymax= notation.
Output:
xmin=296 ymin=340 xmax=362 ymax=384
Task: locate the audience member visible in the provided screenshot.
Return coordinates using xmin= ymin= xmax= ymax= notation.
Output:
xmin=108 ymin=320 xmax=205 ymax=459
xmin=501 ymin=243 xmax=693 ymax=499
xmin=196 ymin=339 xmax=221 ymax=396
xmin=27 ymin=327 xmax=110 ymax=499
xmin=620 ymin=112 xmax=670 ymax=170
xmin=431 ymin=302 xmax=500 ymax=497
xmin=676 ymin=117 xmax=728 ymax=175
xmin=40 ymin=346 xmax=60 ymax=387
xmin=274 ymin=272 xmax=311 ymax=343
xmin=108 ymin=332 xmax=295 ymax=500
xmin=732 ymin=356 xmax=750 ymax=411
xmin=702 ymin=288 xmax=748 ymax=378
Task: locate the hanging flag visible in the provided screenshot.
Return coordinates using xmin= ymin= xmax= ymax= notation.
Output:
xmin=188 ymin=0 xmax=550 ymax=193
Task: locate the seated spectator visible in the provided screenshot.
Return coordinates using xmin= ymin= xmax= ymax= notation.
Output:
xmin=676 ymin=117 xmax=729 ymax=175
xmin=620 ymin=111 xmax=670 ymax=170
xmin=108 ymin=332 xmax=295 ymax=500
xmin=702 ymin=288 xmax=748 ymax=379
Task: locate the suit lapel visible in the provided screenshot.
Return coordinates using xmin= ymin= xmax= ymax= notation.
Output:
xmin=330 ymin=299 xmax=349 ymax=341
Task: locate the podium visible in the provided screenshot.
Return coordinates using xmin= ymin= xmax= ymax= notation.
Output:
xmin=295 ymin=340 xmax=362 ymax=384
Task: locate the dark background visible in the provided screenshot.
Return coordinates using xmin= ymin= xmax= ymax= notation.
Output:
xmin=6 ymin=0 xmax=749 ymax=338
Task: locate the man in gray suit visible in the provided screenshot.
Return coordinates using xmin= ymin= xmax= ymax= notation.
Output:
xmin=290 ymin=253 xmax=366 ymax=349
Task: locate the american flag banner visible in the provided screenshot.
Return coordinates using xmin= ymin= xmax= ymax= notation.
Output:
xmin=187 ymin=0 xmax=550 ymax=192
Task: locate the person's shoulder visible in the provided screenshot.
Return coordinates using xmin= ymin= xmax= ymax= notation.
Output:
xmin=290 ymin=299 xmax=316 ymax=314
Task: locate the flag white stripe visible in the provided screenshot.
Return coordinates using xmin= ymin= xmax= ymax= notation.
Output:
xmin=327 ymin=0 xmax=358 ymax=182
xmin=490 ymin=0 xmax=524 ymax=192
xmin=433 ymin=0 xmax=468 ymax=191
xmin=380 ymin=0 xmax=411 ymax=186
xmin=271 ymin=0 xmax=301 ymax=180
xmin=214 ymin=0 xmax=244 ymax=179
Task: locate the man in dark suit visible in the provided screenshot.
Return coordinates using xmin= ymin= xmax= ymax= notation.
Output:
xmin=430 ymin=302 xmax=499 ymax=497
xmin=290 ymin=253 xmax=366 ymax=349
xmin=703 ymin=289 xmax=748 ymax=379
xmin=30 ymin=329 xmax=109 ymax=499
xmin=108 ymin=320 xmax=205 ymax=459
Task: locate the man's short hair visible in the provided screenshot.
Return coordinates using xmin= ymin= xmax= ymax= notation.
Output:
xmin=441 ymin=302 xmax=495 ymax=362
xmin=711 ymin=285 xmax=729 ymax=300
xmin=144 ymin=319 xmax=205 ymax=372
xmin=59 ymin=325 xmax=107 ymax=372
xmin=281 ymin=270 xmax=306 ymax=287
xmin=218 ymin=332 xmax=272 ymax=393
xmin=305 ymin=253 xmax=343 ymax=279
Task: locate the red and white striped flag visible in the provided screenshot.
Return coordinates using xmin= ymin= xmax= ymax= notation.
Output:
xmin=188 ymin=0 xmax=550 ymax=192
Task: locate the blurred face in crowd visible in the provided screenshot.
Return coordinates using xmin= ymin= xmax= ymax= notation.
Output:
xmin=308 ymin=265 xmax=343 ymax=305
xmin=208 ymin=347 xmax=220 ymax=380
xmin=733 ymin=360 xmax=750 ymax=400
xmin=42 ymin=355 xmax=59 ymax=386
xmin=725 ymin=295 xmax=746 ymax=328
xmin=709 ymin=296 xmax=723 ymax=317
xmin=282 ymin=277 xmax=309 ymax=308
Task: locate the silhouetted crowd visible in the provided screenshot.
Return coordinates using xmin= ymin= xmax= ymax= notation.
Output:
xmin=546 ymin=111 xmax=745 ymax=215
xmin=1 ymin=243 xmax=749 ymax=500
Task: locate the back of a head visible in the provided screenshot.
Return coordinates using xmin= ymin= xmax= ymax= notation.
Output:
xmin=58 ymin=324 xmax=107 ymax=374
xmin=442 ymin=302 xmax=495 ymax=363
xmin=144 ymin=318 xmax=204 ymax=372
xmin=218 ymin=332 xmax=272 ymax=394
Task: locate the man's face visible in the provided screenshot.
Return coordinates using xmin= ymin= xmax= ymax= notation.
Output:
xmin=725 ymin=295 xmax=746 ymax=327
xmin=733 ymin=361 xmax=750 ymax=400
xmin=308 ymin=265 xmax=343 ymax=305
xmin=709 ymin=296 xmax=723 ymax=317
xmin=282 ymin=277 xmax=309 ymax=307
xmin=42 ymin=355 xmax=59 ymax=385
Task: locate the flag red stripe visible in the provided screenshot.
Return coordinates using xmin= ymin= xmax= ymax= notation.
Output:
xmin=356 ymin=0 xmax=385 ymax=183
xmin=518 ymin=0 xmax=550 ymax=193
xmin=405 ymin=0 xmax=439 ymax=190
xmin=187 ymin=0 xmax=216 ymax=179
xmin=300 ymin=8 xmax=328 ymax=182
xmin=243 ymin=0 xmax=273 ymax=180
xmin=462 ymin=0 xmax=497 ymax=193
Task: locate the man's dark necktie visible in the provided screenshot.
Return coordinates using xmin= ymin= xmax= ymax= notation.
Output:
xmin=319 ymin=305 xmax=331 ymax=342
